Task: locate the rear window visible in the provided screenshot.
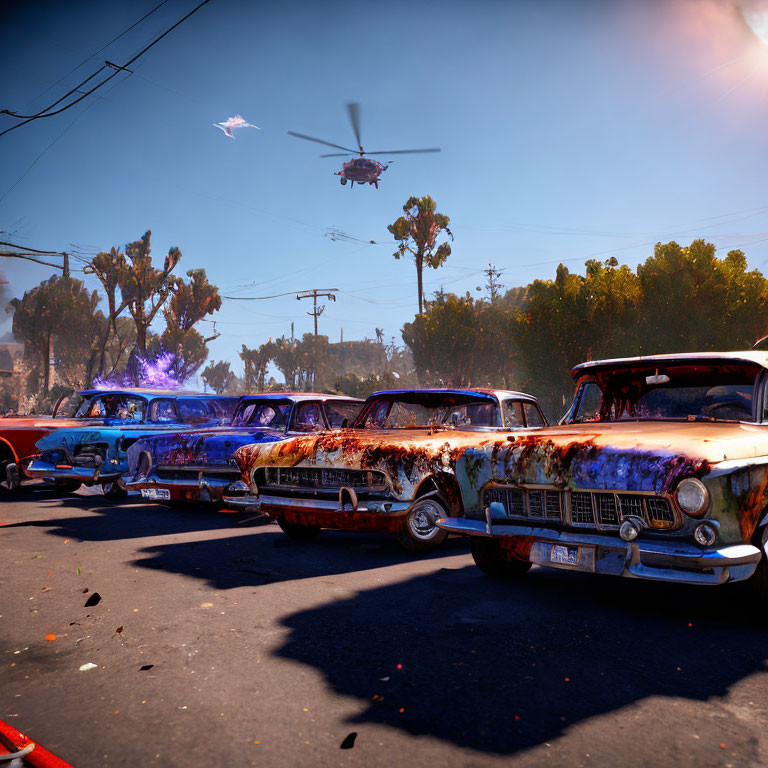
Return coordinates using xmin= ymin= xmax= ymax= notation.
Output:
xmin=177 ymin=398 xmax=211 ymax=424
xmin=325 ymin=401 xmax=361 ymax=428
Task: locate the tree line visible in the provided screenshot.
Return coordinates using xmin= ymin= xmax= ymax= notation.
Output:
xmin=4 ymin=197 xmax=768 ymax=419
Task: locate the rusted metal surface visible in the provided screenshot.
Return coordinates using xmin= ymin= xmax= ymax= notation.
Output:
xmin=232 ymin=389 xmax=546 ymax=541
xmin=438 ymin=353 xmax=768 ymax=586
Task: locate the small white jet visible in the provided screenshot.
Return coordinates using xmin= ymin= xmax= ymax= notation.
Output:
xmin=213 ymin=115 xmax=260 ymax=138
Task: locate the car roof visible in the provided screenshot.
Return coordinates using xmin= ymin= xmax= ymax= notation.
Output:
xmin=571 ymin=351 xmax=768 ymax=379
xmin=367 ymin=388 xmax=539 ymax=403
xmin=78 ymin=388 xmax=209 ymax=397
xmin=238 ymin=393 xmax=363 ymax=403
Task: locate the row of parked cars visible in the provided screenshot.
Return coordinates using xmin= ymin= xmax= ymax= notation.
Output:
xmin=3 ymin=349 xmax=768 ymax=597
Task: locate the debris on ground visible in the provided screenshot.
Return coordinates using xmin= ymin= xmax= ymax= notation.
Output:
xmin=140 ymin=664 xmax=154 ymax=671
xmin=44 ymin=634 xmax=56 ymax=642
xmin=79 ymin=662 xmax=98 ymax=672
xmin=84 ymin=592 xmax=101 ymax=607
xmin=340 ymin=732 xmax=357 ymax=749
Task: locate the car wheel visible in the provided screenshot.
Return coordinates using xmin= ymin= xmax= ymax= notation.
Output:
xmin=278 ymin=519 xmax=322 ymax=541
xmin=470 ymin=537 xmax=532 ymax=579
xmin=102 ymin=480 xmax=128 ymax=500
xmin=747 ymin=524 xmax=768 ymax=599
xmin=397 ymin=497 xmax=449 ymax=552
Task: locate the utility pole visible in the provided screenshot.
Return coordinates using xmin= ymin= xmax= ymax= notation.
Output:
xmin=296 ymin=288 xmax=338 ymax=337
xmin=295 ymin=288 xmax=338 ymax=389
xmin=62 ymin=252 xmax=69 ymax=278
xmin=477 ymin=263 xmax=504 ymax=303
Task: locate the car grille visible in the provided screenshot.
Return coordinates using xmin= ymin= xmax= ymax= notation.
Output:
xmin=155 ymin=466 xmax=239 ymax=481
xmin=257 ymin=466 xmax=386 ymax=492
xmin=482 ymin=486 xmax=677 ymax=530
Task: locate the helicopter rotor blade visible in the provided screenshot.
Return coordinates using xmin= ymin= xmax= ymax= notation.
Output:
xmin=319 ymin=152 xmax=355 ymax=157
xmin=287 ymin=131 xmax=357 ymax=154
xmin=365 ymin=148 xmax=441 ymax=155
xmin=346 ymin=102 xmax=364 ymax=154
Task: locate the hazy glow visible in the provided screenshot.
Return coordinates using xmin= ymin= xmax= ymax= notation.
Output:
xmin=741 ymin=8 xmax=768 ymax=45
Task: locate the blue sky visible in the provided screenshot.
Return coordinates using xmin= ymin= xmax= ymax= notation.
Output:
xmin=3 ymin=0 xmax=768 ymax=381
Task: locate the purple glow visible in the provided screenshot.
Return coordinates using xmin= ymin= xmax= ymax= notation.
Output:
xmin=94 ymin=350 xmax=189 ymax=391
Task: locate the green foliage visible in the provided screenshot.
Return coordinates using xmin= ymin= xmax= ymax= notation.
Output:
xmin=161 ymin=268 xmax=221 ymax=380
xmin=202 ymin=360 xmax=235 ymax=394
xmin=403 ymin=291 xmax=517 ymax=387
xmin=238 ymin=334 xmax=407 ymax=393
xmin=402 ymin=241 xmax=768 ymax=419
xmin=388 ymin=195 xmax=453 ymax=314
xmin=7 ymin=275 xmax=105 ymax=394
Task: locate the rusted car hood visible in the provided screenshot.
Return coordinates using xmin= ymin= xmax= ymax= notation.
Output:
xmin=456 ymin=421 xmax=768 ymax=501
xmin=235 ymin=421 xmax=768 ymax=501
xmin=235 ymin=428 xmax=507 ymax=469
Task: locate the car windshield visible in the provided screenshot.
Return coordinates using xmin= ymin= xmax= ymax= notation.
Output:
xmin=75 ymin=393 xmax=146 ymax=421
xmin=358 ymin=394 xmax=500 ymax=429
xmin=567 ymin=362 xmax=759 ymax=423
xmin=232 ymin=400 xmax=292 ymax=429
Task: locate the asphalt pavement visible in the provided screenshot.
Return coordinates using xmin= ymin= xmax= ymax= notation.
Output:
xmin=2 ymin=485 xmax=768 ymax=767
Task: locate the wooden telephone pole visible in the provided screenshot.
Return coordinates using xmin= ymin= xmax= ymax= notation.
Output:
xmin=296 ymin=288 xmax=338 ymax=336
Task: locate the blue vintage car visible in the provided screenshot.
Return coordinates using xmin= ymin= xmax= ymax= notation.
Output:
xmin=25 ymin=390 xmax=237 ymax=497
xmin=125 ymin=393 xmax=363 ymax=505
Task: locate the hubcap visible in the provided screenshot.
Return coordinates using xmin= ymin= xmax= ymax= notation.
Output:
xmin=408 ymin=500 xmax=443 ymax=540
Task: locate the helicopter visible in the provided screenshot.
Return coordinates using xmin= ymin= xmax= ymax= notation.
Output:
xmin=288 ymin=103 xmax=440 ymax=188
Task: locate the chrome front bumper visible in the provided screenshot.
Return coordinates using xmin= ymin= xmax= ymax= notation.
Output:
xmin=127 ymin=472 xmax=240 ymax=502
xmin=437 ymin=517 xmax=762 ymax=585
xmin=219 ymin=492 xmax=413 ymax=516
xmin=25 ymin=458 xmax=121 ymax=484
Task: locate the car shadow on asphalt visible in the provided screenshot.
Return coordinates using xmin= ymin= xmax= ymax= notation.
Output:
xmin=1 ymin=495 xmax=244 ymax=540
xmin=131 ymin=528 xmax=470 ymax=586
xmin=273 ymin=564 xmax=768 ymax=756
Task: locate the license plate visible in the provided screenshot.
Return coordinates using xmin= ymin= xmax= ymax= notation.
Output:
xmin=550 ymin=544 xmax=580 ymax=566
xmin=141 ymin=488 xmax=170 ymax=501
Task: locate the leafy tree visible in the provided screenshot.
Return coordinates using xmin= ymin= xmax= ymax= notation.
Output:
xmin=160 ymin=268 xmax=222 ymax=381
xmin=7 ymin=275 xmax=105 ymax=394
xmin=402 ymin=291 xmax=517 ymax=387
xmin=636 ymin=240 xmax=768 ymax=353
xmin=202 ymin=360 xmax=235 ymax=394
xmin=388 ymin=195 xmax=453 ymax=314
xmin=118 ymin=230 xmax=180 ymax=354
xmin=241 ymin=341 xmax=277 ymax=392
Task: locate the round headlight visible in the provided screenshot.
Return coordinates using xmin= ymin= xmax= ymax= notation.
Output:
xmin=675 ymin=478 xmax=709 ymax=516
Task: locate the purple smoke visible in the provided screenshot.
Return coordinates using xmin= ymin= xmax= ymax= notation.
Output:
xmin=94 ymin=349 xmax=189 ymax=391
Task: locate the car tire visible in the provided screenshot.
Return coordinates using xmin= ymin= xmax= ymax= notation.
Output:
xmin=278 ymin=519 xmax=322 ymax=541
xmin=747 ymin=524 xmax=768 ymax=599
xmin=397 ymin=496 xmax=449 ymax=553
xmin=470 ymin=537 xmax=532 ymax=579
xmin=102 ymin=480 xmax=128 ymax=500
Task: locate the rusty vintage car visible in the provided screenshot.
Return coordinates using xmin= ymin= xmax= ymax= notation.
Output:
xmin=228 ymin=388 xmax=546 ymax=551
xmin=125 ymin=393 xmax=363 ymax=505
xmin=25 ymin=391 xmax=236 ymax=498
xmin=437 ymin=351 xmax=768 ymax=594
xmin=0 ymin=388 xmax=218 ymax=491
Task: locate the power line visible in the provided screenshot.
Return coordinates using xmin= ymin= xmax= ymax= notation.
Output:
xmin=0 ymin=0 xmax=212 ymax=138
xmin=223 ymin=288 xmax=339 ymax=301
xmin=18 ymin=0 xmax=171 ymax=112
xmin=0 ymin=71 xmax=132 ymax=204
